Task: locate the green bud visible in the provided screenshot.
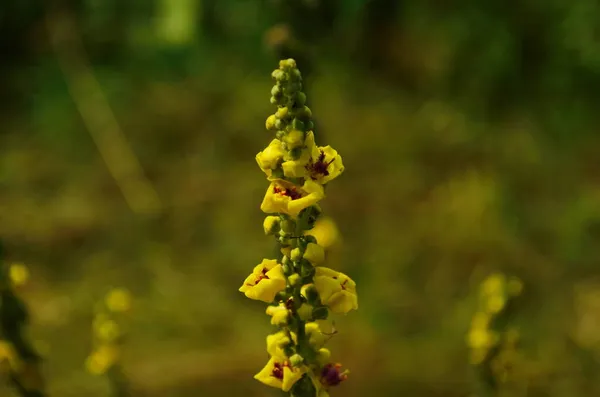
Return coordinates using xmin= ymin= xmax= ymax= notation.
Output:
xmin=282 ymin=262 xmax=293 ymax=276
xmin=290 ymin=248 xmax=303 ymax=262
xmin=275 ymin=119 xmax=284 ymax=129
xmin=270 ymin=96 xmax=278 ymax=105
xmin=301 ymin=284 xmax=320 ymax=305
xmin=312 ymin=306 xmax=329 ymax=320
xmin=300 ymin=261 xmax=315 ymax=279
xmin=291 ymin=118 xmax=305 ymax=131
xmin=271 ymin=85 xmax=282 ymax=97
xmin=306 ymin=120 xmax=314 ymax=131
xmin=295 ymin=92 xmax=306 ymax=106
xmin=290 ymin=354 xmax=304 ymax=367
xmin=272 ymin=69 xmax=284 ymax=80
xmin=298 ymin=106 xmax=312 ymax=121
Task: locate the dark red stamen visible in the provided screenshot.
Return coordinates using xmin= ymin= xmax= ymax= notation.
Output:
xmin=272 ymin=362 xmax=284 ymax=380
xmin=306 ymin=150 xmax=335 ymax=179
xmin=274 ymin=185 xmax=303 ymax=200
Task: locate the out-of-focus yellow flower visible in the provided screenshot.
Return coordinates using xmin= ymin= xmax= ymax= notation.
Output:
xmin=261 ymin=179 xmax=325 ymax=218
xmin=486 ymin=294 xmax=506 ymax=314
xmin=469 ymin=348 xmax=488 ymax=365
xmin=467 ymin=328 xmax=498 ymax=350
xmin=105 ymin=288 xmax=131 ymax=313
xmin=266 ymin=331 xmax=291 ymax=358
xmin=239 ymin=259 xmax=286 ymax=302
xmin=9 ymin=263 xmax=29 ymax=287
xmin=481 ymin=273 xmax=506 ymax=297
xmin=305 ymin=216 xmax=341 ymax=250
xmin=95 ymin=319 xmax=120 ymax=342
xmin=266 ymin=302 xmax=289 ymax=325
xmin=303 ymin=243 xmax=325 ymax=265
xmin=256 ymin=139 xmax=285 ymax=178
xmin=254 ymin=356 xmax=306 ymax=392
xmin=0 ymin=341 xmax=21 ymax=371
xmin=85 ymin=344 xmax=119 ymax=375
xmin=314 ymin=268 xmax=358 ymax=314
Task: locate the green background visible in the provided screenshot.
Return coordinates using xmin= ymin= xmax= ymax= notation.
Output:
xmin=1 ymin=0 xmax=600 ymax=396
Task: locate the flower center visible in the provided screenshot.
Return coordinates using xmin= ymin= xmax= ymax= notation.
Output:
xmin=307 ymin=150 xmax=335 ymax=179
xmin=320 ymin=363 xmax=348 ymax=387
xmin=274 ymin=185 xmax=303 ymax=200
xmin=271 ymin=361 xmax=290 ymax=380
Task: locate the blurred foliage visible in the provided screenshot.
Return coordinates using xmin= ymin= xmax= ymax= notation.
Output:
xmin=2 ymin=0 xmax=600 ymax=396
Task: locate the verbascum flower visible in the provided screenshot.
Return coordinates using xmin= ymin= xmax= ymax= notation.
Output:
xmin=246 ymin=59 xmax=355 ymax=397
xmin=105 ymin=288 xmax=132 ymax=313
xmin=266 ymin=302 xmax=290 ymax=325
xmin=281 ymin=132 xmax=345 ymax=184
xmin=261 ymin=179 xmax=325 ymax=218
xmin=9 ymin=263 xmax=29 ymax=287
xmin=85 ymin=344 xmax=119 ymax=375
xmin=314 ymin=268 xmax=358 ymax=314
xmin=239 ymin=259 xmax=286 ymax=302
xmin=468 ymin=273 xmax=525 ymax=391
xmin=267 ymin=331 xmax=293 ymax=357
xmin=254 ymin=356 xmax=307 ymax=392
xmin=257 ymin=139 xmax=286 ymax=178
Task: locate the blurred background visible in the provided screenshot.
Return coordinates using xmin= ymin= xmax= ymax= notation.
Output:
xmin=2 ymin=0 xmax=600 ymax=396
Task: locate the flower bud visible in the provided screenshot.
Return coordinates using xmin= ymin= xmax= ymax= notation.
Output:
xmin=295 ymin=92 xmax=306 ymax=106
xmin=288 ymin=274 xmax=300 ymax=286
xmin=276 ymin=106 xmax=289 ymax=120
xmin=263 ymin=216 xmax=281 ymax=235
xmin=301 ymin=284 xmax=321 ymax=305
xmin=312 ymin=306 xmax=329 ymax=320
xmin=289 ymin=354 xmax=304 ymax=367
xmin=266 ymin=115 xmax=277 ymax=131
xmin=290 ymin=248 xmax=303 ymax=262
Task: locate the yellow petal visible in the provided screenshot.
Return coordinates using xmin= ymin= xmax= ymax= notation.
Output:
xmin=9 ymin=263 xmax=29 ymax=287
xmin=303 ymin=243 xmax=325 ymax=265
xmin=256 ymin=139 xmax=285 ymax=176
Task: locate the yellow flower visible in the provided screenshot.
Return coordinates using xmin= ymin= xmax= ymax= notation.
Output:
xmin=9 ymin=263 xmax=29 ymax=287
xmin=314 ymin=268 xmax=358 ymax=314
xmin=305 ymin=216 xmax=341 ymax=250
xmin=481 ymin=273 xmax=506 ymax=297
xmin=306 ymin=145 xmax=344 ymax=185
xmin=254 ymin=356 xmax=307 ymax=392
xmin=95 ymin=319 xmax=120 ymax=342
xmin=280 ymin=132 xmax=345 ymax=185
xmin=260 ymin=179 xmax=325 ymax=218
xmin=467 ymin=328 xmax=498 ymax=350
xmin=0 ymin=341 xmax=21 ymax=371
xmin=239 ymin=259 xmax=286 ymax=302
xmin=105 ymin=288 xmax=132 ymax=313
xmin=256 ymin=139 xmax=285 ymax=178
xmin=85 ymin=344 xmax=119 ymax=375
xmin=266 ymin=302 xmax=290 ymax=325
xmin=303 ymin=243 xmax=325 ymax=265
xmin=486 ymin=294 xmax=506 ymax=314
xmin=266 ymin=331 xmax=291 ymax=358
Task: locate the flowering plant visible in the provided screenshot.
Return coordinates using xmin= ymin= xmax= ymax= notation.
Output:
xmin=239 ymin=59 xmax=357 ymax=397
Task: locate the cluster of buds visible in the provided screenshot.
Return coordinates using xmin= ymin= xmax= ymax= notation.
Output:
xmin=467 ymin=273 xmax=524 ymax=392
xmin=240 ymin=59 xmax=356 ymax=397
xmin=86 ymin=288 xmax=131 ymax=395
